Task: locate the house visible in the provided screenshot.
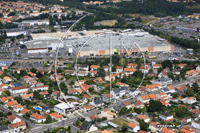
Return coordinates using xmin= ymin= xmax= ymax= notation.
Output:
xmin=116 ymin=66 xmax=123 ymax=73
xmin=139 ymin=66 xmax=150 ymax=74
xmin=148 ymin=93 xmax=157 ymax=100
xmin=3 ymin=76 xmax=12 ymax=83
xmin=83 ymin=95 xmax=92 ymax=102
xmin=116 ymin=82 xmax=129 ymax=87
xmin=180 ymin=126 xmax=195 ymax=133
xmin=180 ymin=97 xmax=197 ymax=104
xmin=176 ymin=84 xmax=188 ymax=91
xmin=80 ymin=84 xmax=92 ymax=93
xmin=158 ymin=71 xmax=168 ymax=79
xmin=178 ymin=63 xmax=187 ymax=69
xmin=0 ymin=96 xmax=13 ymax=103
xmin=103 ymin=66 xmax=110 ymax=72
xmin=100 ymin=109 xmax=117 ymax=120
xmin=101 ymin=130 xmax=113 ymax=133
xmin=8 ymin=121 xmax=26 ymax=133
xmin=86 ymin=114 xmax=99 ymax=121
xmin=65 ymin=70 xmax=75 ymax=76
xmin=6 ymin=101 xmax=18 ymax=107
xmin=105 ymin=73 xmax=120 ymax=81
xmin=160 ymin=127 xmax=175 ymax=133
xmin=90 ymin=65 xmax=100 ymax=70
xmin=78 ymin=71 xmax=89 ymax=77
xmin=137 ymin=95 xmax=150 ymax=103
xmin=0 ymin=125 xmax=11 ymax=133
xmin=43 ymin=107 xmax=50 ymax=113
xmin=134 ymin=101 xmax=144 ymax=108
xmin=93 ymin=98 xmax=104 ymax=107
xmin=123 ymin=101 xmax=133 ymax=109
xmin=151 ymin=77 xmax=173 ymax=86
xmin=127 ymin=63 xmax=137 ymax=68
xmin=190 ymin=109 xmax=200 ymax=117
xmin=186 ymin=69 xmax=199 ymax=76
xmin=68 ymin=89 xmax=78 ymax=95
xmin=145 ymin=83 xmax=161 ymax=92
xmin=49 ymin=112 xmax=63 ymax=121
xmin=30 ymin=113 xmax=46 ymax=123
xmin=21 ymin=108 xmax=31 ymax=115
xmin=54 ymin=102 xmax=75 ymax=116
xmin=27 ymin=72 xmax=36 ymax=77
xmin=89 ymin=70 xmax=97 ymax=77
xmin=9 ymin=86 xmax=28 ymax=94
xmin=101 ymin=93 xmax=114 ymax=102
xmin=13 ymin=104 xmax=24 ymax=112
xmin=111 ymin=87 xmax=129 ymax=99
xmin=40 ymin=91 xmax=49 ymax=99
xmin=153 ymin=64 xmax=162 ymax=69
xmin=156 ymin=92 xmax=167 ymax=99
xmin=1 ymin=66 xmax=7 ymax=71
xmin=33 ymin=85 xmax=49 ymax=91
xmin=93 ymin=78 xmax=103 ymax=83
xmin=149 ymin=122 xmax=160 ymax=132
xmin=192 ymin=121 xmax=200 ymax=129
xmin=181 ymin=117 xmax=191 ymax=124
xmin=124 ymin=68 xmax=136 ymax=75
xmin=172 ymin=68 xmax=181 ymax=75
xmin=75 ymin=64 xmax=89 ymax=71
xmin=83 ymin=105 xmax=95 ymax=111
xmin=22 ymin=93 xmax=33 ymax=100
xmin=81 ymin=121 xmax=98 ymax=132
xmin=7 ymin=115 xmax=21 ymax=124
xmin=159 ymin=112 xmax=174 ymax=121
xmin=128 ymin=122 xmax=140 ymax=132
xmin=136 ymin=114 xmax=150 ymax=123
xmin=15 ymin=68 xmax=27 ymax=74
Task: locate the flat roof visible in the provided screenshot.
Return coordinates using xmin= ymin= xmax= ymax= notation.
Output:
xmin=24 ymin=39 xmax=60 ymax=49
xmin=55 ymin=102 xmax=74 ymax=109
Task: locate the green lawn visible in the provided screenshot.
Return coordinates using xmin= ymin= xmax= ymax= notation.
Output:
xmin=112 ymin=118 xmax=129 ymax=127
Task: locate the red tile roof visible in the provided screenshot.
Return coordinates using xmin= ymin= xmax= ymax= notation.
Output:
xmin=30 ymin=113 xmax=45 ymax=120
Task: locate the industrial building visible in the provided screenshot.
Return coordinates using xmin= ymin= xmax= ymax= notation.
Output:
xmin=25 ymin=29 xmax=174 ymax=55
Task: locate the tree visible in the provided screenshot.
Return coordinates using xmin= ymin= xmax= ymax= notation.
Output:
xmin=147 ymin=100 xmax=165 ymax=112
xmin=46 ymin=115 xmax=52 ymax=123
xmin=97 ymin=67 xmax=105 ymax=77
xmin=148 ymin=68 xmax=153 ymax=73
xmin=30 ymin=68 xmax=37 ymax=73
xmin=14 ymin=97 xmax=23 ymax=104
xmin=68 ymin=126 xmax=71 ymax=131
xmin=139 ymin=120 xmax=149 ymax=131
xmin=192 ymin=82 xmax=199 ymax=93
xmin=186 ymin=87 xmax=194 ymax=97
xmin=172 ymin=92 xmax=179 ymax=98
xmin=4 ymin=90 xmax=11 ymax=96
xmin=121 ymin=124 xmax=128 ymax=133
xmin=157 ymin=67 xmax=164 ymax=74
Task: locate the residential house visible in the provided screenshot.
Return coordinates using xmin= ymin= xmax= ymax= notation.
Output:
xmin=100 ymin=109 xmax=117 ymax=120
xmin=15 ymin=68 xmax=27 ymax=74
xmin=172 ymin=68 xmax=181 ymax=75
xmin=123 ymin=101 xmax=134 ymax=109
xmin=3 ymin=76 xmax=12 ymax=84
xmin=116 ymin=66 xmax=123 ymax=73
xmin=137 ymin=95 xmax=150 ymax=103
xmin=160 ymin=128 xmax=175 ymax=133
xmin=151 ymin=77 xmax=173 ymax=86
xmin=176 ymin=84 xmax=188 ymax=92
xmin=93 ymin=78 xmax=103 ymax=83
xmin=7 ymin=115 xmax=21 ymax=124
xmin=65 ymin=70 xmax=75 ymax=76
xmin=103 ymin=66 xmax=110 ymax=72
xmin=21 ymin=108 xmax=31 ymax=115
xmin=89 ymin=70 xmax=97 ymax=77
xmin=136 ymin=114 xmax=150 ymax=123
xmin=0 ymin=125 xmax=11 ymax=133
xmin=191 ymin=109 xmax=200 ymax=117
xmin=1 ymin=66 xmax=7 ymax=71
xmin=27 ymin=72 xmax=36 ymax=77
xmin=186 ymin=69 xmax=199 ymax=76
xmin=75 ymin=64 xmax=89 ymax=71
xmin=178 ymin=63 xmax=187 ymax=69
xmin=9 ymin=86 xmax=28 ymax=94
xmin=127 ymin=63 xmax=137 ymax=68
xmin=153 ymin=64 xmax=162 ymax=69
xmin=116 ymin=82 xmax=129 ymax=87
xmin=78 ymin=71 xmax=89 ymax=77
xmin=148 ymin=93 xmax=157 ymax=100
xmin=139 ymin=66 xmax=149 ymax=74
xmin=30 ymin=113 xmax=46 ymax=123
xmin=33 ymin=85 xmax=49 ymax=91
xmin=134 ymin=101 xmax=144 ymax=108
xmin=158 ymin=71 xmax=168 ymax=79
xmin=149 ymin=122 xmax=160 ymax=133
xmin=83 ymin=105 xmax=95 ymax=112
xmin=6 ymin=101 xmax=18 ymax=107
xmin=86 ymin=114 xmax=99 ymax=122
xmin=8 ymin=121 xmax=26 ymax=133
xmin=40 ymin=91 xmax=49 ymax=99
xmin=192 ymin=121 xmax=200 ymax=129
xmin=128 ymin=122 xmax=140 ymax=132
xmin=180 ymin=126 xmax=195 ymax=133
xmin=79 ymin=84 xmax=92 ymax=93
xmin=180 ymin=97 xmax=197 ymax=104
xmin=0 ymin=96 xmax=13 ymax=103
xmin=145 ymin=83 xmax=161 ymax=92
xmin=159 ymin=112 xmax=174 ymax=121
xmin=49 ymin=112 xmax=63 ymax=121
xmin=22 ymin=93 xmax=33 ymax=100
xmin=105 ymin=73 xmax=120 ymax=81
xmin=68 ymin=89 xmax=78 ymax=95
xmin=93 ymin=98 xmax=104 ymax=107
xmin=101 ymin=93 xmax=114 ymax=102
xmin=156 ymin=92 xmax=167 ymax=99
xmin=81 ymin=121 xmax=98 ymax=132
xmin=83 ymin=95 xmax=92 ymax=103
xmin=124 ymin=68 xmax=136 ymax=75
xmin=90 ymin=65 xmax=100 ymax=70
xmin=111 ymin=87 xmax=129 ymax=99
xmin=13 ymin=104 xmax=24 ymax=112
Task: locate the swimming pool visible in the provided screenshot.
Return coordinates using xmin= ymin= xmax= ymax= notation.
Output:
xmin=34 ymin=106 xmax=42 ymax=111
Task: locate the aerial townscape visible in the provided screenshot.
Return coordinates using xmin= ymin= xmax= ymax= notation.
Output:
xmin=0 ymin=0 xmax=200 ymax=133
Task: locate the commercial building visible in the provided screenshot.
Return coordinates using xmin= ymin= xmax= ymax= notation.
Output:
xmin=54 ymin=102 xmax=75 ymax=116
xmin=26 ymin=29 xmax=174 ymax=55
